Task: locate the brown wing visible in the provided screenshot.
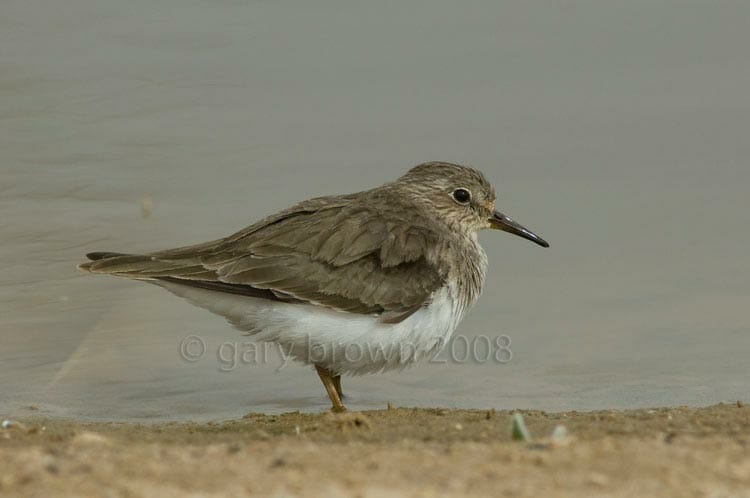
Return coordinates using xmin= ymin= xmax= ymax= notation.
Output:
xmin=80 ymin=195 xmax=446 ymax=320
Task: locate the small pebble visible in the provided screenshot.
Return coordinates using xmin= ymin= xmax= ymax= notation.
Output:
xmin=551 ymin=425 xmax=568 ymax=441
xmin=71 ymin=432 xmax=111 ymax=446
xmin=587 ymin=472 xmax=609 ymax=487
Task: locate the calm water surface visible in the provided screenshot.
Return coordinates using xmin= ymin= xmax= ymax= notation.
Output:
xmin=2 ymin=0 xmax=749 ymax=421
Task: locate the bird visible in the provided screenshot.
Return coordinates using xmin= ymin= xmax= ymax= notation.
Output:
xmin=78 ymin=162 xmax=548 ymax=412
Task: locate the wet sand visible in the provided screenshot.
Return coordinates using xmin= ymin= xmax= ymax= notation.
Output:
xmin=1 ymin=403 xmax=748 ymax=497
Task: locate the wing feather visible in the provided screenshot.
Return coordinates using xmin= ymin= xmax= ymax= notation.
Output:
xmin=80 ymin=194 xmax=446 ymax=319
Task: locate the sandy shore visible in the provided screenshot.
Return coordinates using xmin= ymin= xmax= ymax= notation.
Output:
xmin=1 ymin=403 xmax=748 ymax=497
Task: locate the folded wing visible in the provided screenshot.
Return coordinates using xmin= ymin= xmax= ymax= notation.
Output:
xmin=80 ymin=196 xmax=446 ymax=321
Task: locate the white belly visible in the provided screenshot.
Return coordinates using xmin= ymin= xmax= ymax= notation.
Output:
xmin=157 ymin=282 xmax=467 ymax=375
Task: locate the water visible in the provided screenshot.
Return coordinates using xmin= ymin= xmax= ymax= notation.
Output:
xmin=2 ymin=0 xmax=749 ymax=421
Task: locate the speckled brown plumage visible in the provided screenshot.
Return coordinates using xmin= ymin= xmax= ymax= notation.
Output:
xmin=80 ymin=162 xmax=508 ymax=321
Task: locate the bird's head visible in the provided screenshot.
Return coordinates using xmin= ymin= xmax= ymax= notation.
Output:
xmin=397 ymin=161 xmax=549 ymax=247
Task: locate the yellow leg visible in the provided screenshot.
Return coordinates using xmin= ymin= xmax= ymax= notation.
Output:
xmin=333 ymin=374 xmax=344 ymax=399
xmin=315 ymin=365 xmax=347 ymax=412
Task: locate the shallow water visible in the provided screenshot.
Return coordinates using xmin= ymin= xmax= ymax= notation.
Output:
xmin=2 ymin=0 xmax=749 ymax=421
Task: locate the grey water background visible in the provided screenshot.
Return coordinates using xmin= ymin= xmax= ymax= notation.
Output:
xmin=2 ymin=0 xmax=749 ymax=421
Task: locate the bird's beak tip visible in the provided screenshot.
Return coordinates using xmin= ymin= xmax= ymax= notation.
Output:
xmin=489 ymin=211 xmax=549 ymax=248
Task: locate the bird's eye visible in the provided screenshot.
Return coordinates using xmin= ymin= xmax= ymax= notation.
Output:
xmin=451 ymin=188 xmax=472 ymax=204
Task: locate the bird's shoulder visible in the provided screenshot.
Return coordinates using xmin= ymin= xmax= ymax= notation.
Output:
xmin=201 ymin=190 xmax=443 ymax=268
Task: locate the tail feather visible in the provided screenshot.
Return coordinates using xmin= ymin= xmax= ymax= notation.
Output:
xmin=78 ymin=251 xmax=153 ymax=275
xmin=78 ymin=250 xmax=214 ymax=280
xmin=78 ymin=251 xmax=128 ymax=273
xmin=86 ymin=251 xmax=128 ymax=261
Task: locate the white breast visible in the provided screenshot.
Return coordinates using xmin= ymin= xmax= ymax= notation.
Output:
xmin=157 ymin=281 xmax=468 ymax=375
